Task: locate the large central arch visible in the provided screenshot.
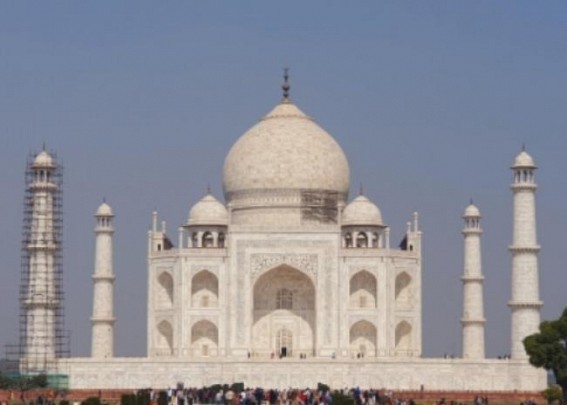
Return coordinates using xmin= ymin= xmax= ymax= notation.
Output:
xmin=252 ymin=264 xmax=316 ymax=358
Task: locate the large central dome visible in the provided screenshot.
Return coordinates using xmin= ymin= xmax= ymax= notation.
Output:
xmin=223 ymin=101 xmax=350 ymax=202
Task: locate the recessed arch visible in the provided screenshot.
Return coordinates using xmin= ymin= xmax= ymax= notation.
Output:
xmin=345 ymin=232 xmax=353 ymax=248
xmin=202 ymin=231 xmax=214 ymax=248
xmin=356 ymin=232 xmax=368 ymax=248
xmin=395 ymin=320 xmax=412 ymax=355
xmin=350 ymin=320 xmax=377 ymax=358
xmin=395 ymin=272 xmax=412 ymax=304
xmin=191 ymin=320 xmax=218 ymax=357
xmin=350 ymin=270 xmax=377 ymax=308
xmin=157 ymin=320 xmax=173 ymax=355
xmin=157 ymin=272 xmax=173 ymax=308
xmin=252 ymin=264 xmax=315 ymax=357
xmin=192 ymin=270 xmax=218 ymax=308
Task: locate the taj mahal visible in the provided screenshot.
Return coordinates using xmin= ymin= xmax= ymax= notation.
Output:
xmin=12 ymin=75 xmax=547 ymax=391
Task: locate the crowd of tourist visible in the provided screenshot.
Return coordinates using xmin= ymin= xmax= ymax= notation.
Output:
xmin=158 ymin=386 xmax=408 ymax=405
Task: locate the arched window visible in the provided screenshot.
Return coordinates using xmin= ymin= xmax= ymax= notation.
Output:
xmin=276 ymin=288 xmax=293 ymax=310
xmin=202 ymin=232 xmax=214 ymax=248
xmin=372 ymin=232 xmax=379 ymax=248
xmin=356 ymin=232 xmax=368 ymax=248
xmin=218 ymin=233 xmax=225 ymax=248
xmin=345 ymin=233 xmax=353 ymax=248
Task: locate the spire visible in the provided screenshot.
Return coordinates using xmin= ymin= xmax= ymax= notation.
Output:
xmin=282 ymin=66 xmax=290 ymax=102
xmin=359 ymin=183 xmax=364 ymax=196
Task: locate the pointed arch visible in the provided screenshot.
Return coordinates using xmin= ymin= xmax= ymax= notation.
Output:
xmin=350 ymin=270 xmax=377 ymax=308
xmin=395 ymin=271 xmax=412 ymax=304
xmin=395 ymin=320 xmax=412 ymax=355
xmin=356 ymin=232 xmax=368 ymax=248
xmin=191 ymin=320 xmax=218 ymax=357
xmin=192 ymin=270 xmax=219 ymax=308
xmin=345 ymin=232 xmax=353 ymax=248
xmin=350 ymin=320 xmax=377 ymax=357
xmin=252 ymin=264 xmax=315 ymax=357
xmin=157 ymin=272 xmax=173 ymax=308
xmin=157 ymin=320 xmax=173 ymax=355
xmin=202 ymin=231 xmax=214 ymax=248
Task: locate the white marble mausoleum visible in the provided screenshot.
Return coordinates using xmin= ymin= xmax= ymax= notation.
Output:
xmin=17 ymin=77 xmax=547 ymax=391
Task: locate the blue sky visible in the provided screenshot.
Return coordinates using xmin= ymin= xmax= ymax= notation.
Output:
xmin=0 ymin=1 xmax=566 ymax=357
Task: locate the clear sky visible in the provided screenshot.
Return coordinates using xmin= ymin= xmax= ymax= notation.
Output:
xmin=0 ymin=1 xmax=566 ymax=358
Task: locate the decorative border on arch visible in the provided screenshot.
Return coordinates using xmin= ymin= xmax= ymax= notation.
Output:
xmin=348 ymin=317 xmax=378 ymax=329
xmin=250 ymin=253 xmax=318 ymax=282
xmin=191 ymin=264 xmax=220 ymax=277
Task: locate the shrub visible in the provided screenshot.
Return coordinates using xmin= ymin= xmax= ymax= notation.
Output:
xmin=82 ymin=397 xmax=101 ymax=405
xmin=542 ymin=384 xmax=563 ymax=404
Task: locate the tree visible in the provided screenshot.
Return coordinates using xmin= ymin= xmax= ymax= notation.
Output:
xmin=524 ymin=308 xmax=567 ymax=403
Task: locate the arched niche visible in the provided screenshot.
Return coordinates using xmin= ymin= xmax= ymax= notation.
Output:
xmin=191 ymin=320 xmax=218 ymax=357
xmin=191 ymin=270 xmax=219 ymax=308
xmin=252 ymin=264 xmax=315 ymax=357
xmin=350 ymin=320 xmax=377 ymax=358
xmin=395 ymin=320 xmax=412 ymax=355
xmin=395 ymin=272 xmax=412 ymax=304
xmin=157 ymin=272 xmax=173 ymax=308
xmin=349 ymin=270 xmax=377 ymax=309
xmin=157 ymin=320 xmax=173 ymax=355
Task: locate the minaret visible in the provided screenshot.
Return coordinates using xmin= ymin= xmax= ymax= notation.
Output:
xmin=91 ymin=201 xmax=116 ymax=358
xmin=21 ymin=150 xmax=63 ymax=373
xmin=509 ymin=149 xmax=542 ymax=359
xmin=461 ymin=202 xmax=485 ymax=359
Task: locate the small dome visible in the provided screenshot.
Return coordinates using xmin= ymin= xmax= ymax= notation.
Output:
xmin=512 ymin=150 xmax=536 ymax=168
xmin=464 ymin=203 xmax=480 ymax=218
xmin=187 ymin=194 xmax=228 ymax=226
xmin=32 ymin=150 xmax=55 ymax=168
xmin=96 ymin=202 xmax=113 ymax=217
xmin=342 ymin=195 xmax=383 ymax=226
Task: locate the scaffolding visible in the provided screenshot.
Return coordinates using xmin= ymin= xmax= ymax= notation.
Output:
xmin=14 ymin=150 xmax=70 ymax=376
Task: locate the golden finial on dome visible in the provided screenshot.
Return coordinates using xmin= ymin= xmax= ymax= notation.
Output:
xmin=282 ymin=66 xmax=290 ymax=102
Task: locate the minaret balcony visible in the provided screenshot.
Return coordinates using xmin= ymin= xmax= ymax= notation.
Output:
xmin=26 ymin=242 xmax=58 ymax=251
xmin=29 ymin=182 xmax=57 ymax=191
xmin=507 ymin=300 xmax=543 ymax=308
xmin=508 ymin=245 xmax=541 ymax=253
xmin=90 ymin=316 xmax=116 ymax=324
xmin=460 ymin=274 xmax=485 ymax=282
xmin=460 ymin=318 xmax=486 ymax=325
xmin=92 ymin=274 xmax=116 ymax=281
xmin=510 ymin=183 xmax=537 ymax=191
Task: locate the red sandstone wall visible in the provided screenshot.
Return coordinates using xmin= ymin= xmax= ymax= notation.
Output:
xmin=0 ymin=389 xmax=546 ymax=404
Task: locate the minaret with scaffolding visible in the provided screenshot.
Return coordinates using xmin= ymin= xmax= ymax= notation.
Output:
xmin=19 ymin=149 xmax=67 ymax=374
